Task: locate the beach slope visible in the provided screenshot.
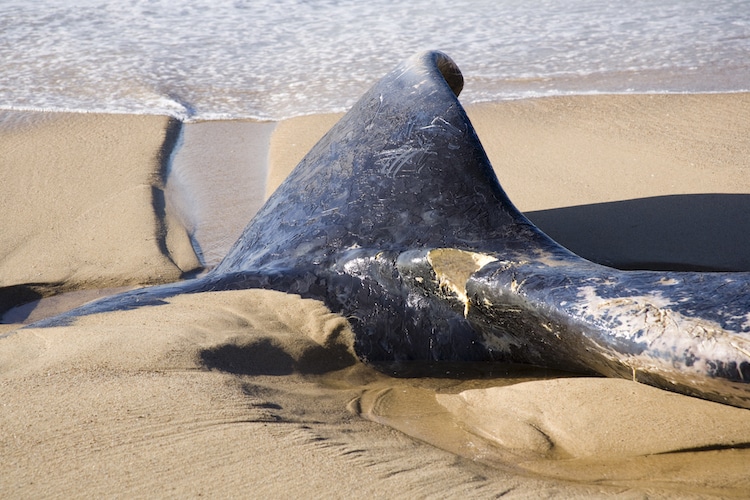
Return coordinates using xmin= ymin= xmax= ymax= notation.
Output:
xmin=2 ymin=93 xmax=750 ymax=496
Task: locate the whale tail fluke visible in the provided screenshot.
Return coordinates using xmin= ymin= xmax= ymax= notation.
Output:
xmin=215 ymin=50 xmax=573 ymax=276
xmin=16 ymin=51 xmax=750 ymax=411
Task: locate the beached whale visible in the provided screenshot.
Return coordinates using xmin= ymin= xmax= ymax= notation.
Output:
xmin=25 ymin=51 xmax=750 ymax=408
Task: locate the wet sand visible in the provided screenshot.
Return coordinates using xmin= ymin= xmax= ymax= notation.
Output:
xmin=2 ymin=93 xmax=750 ymax=497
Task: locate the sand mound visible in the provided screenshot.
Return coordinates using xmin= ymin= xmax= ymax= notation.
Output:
xmin=439 ymin=379 xmax=750 ymax=459
xmin=2 ymin=290 xmax=608 ymax=497
xmin=356 ymin=374 xmax=750 ymax=496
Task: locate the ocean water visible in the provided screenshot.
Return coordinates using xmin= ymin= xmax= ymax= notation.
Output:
xmin=1 ymin=0 xmax=749 ymax=121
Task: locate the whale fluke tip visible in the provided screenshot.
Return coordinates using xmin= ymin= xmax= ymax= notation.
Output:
xmin=432 ymin=51 xmax=464 ymax=97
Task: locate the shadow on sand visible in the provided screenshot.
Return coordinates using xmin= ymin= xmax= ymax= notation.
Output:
xmin=527 ymin=193 xmax=750 ymax=272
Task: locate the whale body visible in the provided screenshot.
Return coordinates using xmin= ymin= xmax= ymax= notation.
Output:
xmin=24 ymin=51 xmax=750 ymax=409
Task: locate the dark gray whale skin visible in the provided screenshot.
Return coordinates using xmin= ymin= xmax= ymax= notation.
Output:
xmin=23 ymin=51 xmax=750 ymax=409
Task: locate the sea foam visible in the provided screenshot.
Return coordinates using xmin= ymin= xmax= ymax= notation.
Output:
xmin=1 ymin=0 xmax=748 ymax=121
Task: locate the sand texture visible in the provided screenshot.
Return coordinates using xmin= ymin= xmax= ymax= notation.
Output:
xmin=2 ymin=93 xmax=750 ymax=497
xmin=0 ymin=111 xmax=199 ymax=311
xmin=468 ymin=94 xmax=750 ymax=271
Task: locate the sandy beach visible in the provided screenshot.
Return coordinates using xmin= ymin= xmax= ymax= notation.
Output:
xmin=2 ymin=93 xmax=750 ymax=497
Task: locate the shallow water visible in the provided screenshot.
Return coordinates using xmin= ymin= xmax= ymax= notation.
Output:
xmin=166 ymin=120 xmax=275 ymax=266
xmin=2 ymin=0 xmax=749 ymax=120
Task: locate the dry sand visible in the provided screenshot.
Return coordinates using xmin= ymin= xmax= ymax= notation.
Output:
xmin=2 ymin=93 xmax=750 ymax=497
xmin=0 ymin=111 xmax=199 ymax=311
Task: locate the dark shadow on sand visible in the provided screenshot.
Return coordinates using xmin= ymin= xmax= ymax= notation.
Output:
xmin=199 ymin=337 xmax=356 ymax=376
xmin=526 ymin=193 xmax=750 ymax=272
xmin=368 ymin=360 xmax=588 ymax=380
xmin=0 ymin=284 xmax=46 ymax=320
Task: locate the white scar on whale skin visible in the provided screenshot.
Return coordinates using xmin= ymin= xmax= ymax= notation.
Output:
xmin=572 ymin=286 xmax=750 ymax=384
xmin=743 ymin=312 xmax=750 ymax=332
